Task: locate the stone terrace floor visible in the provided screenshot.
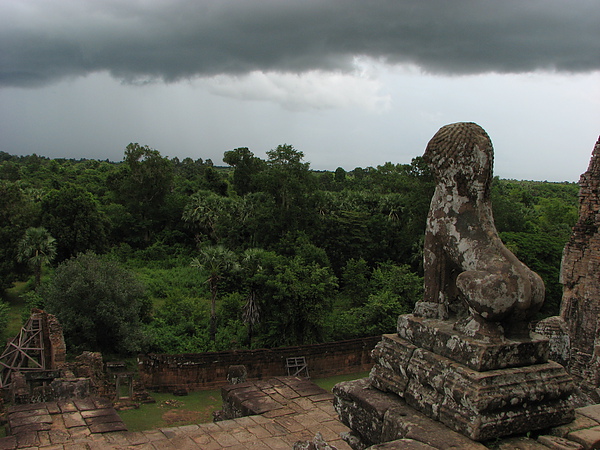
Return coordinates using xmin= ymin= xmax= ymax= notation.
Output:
xmin=5 ymin=377 xmax=600 ymax=449
xmin=0 ymin=377 xmax=352 ymax=450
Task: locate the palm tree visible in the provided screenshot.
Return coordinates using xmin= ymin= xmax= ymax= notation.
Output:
xmin=241 ymin=248 xmax=267 ymax=346
xmin=182 ymin=192 xmax=234 ymax=243
xmin=191 ymin=245 xmax=239 ymax=342
xmin=242 ymin=291 xmax=261 ymax=346
xmin=17 ymin=227 xmax=57 ymax=288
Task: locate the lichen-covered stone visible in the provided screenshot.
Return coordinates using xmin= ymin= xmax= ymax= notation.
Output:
xmin=335 ymin=123 xmax=576 ymax=445
xmin=368 ymin=332 xmax=574 ymax=441
xmin=226 ymin=365 xmax=247 ymax=385
xmin=333 ymin=378 xmax=486 ymax=449
xmin=293 ymin=432 xmax=338 ymax=450
xmin=397 ymin=315 xmax=549 ymax=371
xmin=534 ymin=316 xmax=571 ymax=368
xmin=334 ymin=378 xmax=391 ymax=446
xmin=369 ymin=334 xmax=415 ymax=396
xmin=49 ymin=378 xmax=91 ymax=400
xmin=419 ymin=122 xmax=544 ymax=338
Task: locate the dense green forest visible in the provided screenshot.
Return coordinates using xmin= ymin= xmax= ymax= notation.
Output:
xmin=0 ymin=144 xmax=579 ymax=356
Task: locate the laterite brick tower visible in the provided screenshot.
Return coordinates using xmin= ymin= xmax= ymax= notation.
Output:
xmin=560 ymin=136 xmax=600 ymax=384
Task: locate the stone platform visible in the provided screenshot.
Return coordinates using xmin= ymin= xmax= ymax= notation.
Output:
xmin=0 ymin=377 xmax=353 ymax=450
xmin=334 ymin=378 xmax=487 ymax=449
xmin=335 ymin=314 xmax=575 ymax=443
xmin=1 ymin=396 xmax=126 ymax=449
xmin=220 ymin=376 xmax=335 ymax=419
xmin=335 ymin=378 xmax=600 ymax=449
xmin=397 ymin=315 xmax=550 ymax=371
xmin=2 ymin=375 xmax=600 ymax=449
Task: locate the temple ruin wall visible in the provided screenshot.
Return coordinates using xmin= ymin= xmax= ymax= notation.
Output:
xmin=138 ymin=336 xmax=379 ymax=392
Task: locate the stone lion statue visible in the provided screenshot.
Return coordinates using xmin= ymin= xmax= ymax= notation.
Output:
xmin=416 ymin=122 xmax=545 ymax=339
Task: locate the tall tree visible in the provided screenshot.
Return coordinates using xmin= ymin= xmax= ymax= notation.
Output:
xmin=260 ymin=255 xmax=337 ymax=347
xmin=122 ymin=143 xmax=174 ymax=207
xmin=223 ymin=147 xmax=265 ymax=195
xmin=264 ymin=144 xmax=311 ymax=211
xmin=108 ymin=143 xmax=174 ymax=244
xmin=0 ymin=181 xmax=39 ymax=292
xmin=253 ymin=144 xmax=315 ymax=237
xmin=43 ymin=252 xmax=148 ymax=354
xmin=191 ymin=245 xmax=239 ymax=342
xmin=17 ymin=227 xmax=57 ymax=288
xmin=40 ymin=184 xmax=109 ymax=261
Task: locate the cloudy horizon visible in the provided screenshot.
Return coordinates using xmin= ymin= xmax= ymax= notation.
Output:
xmin=1 ymin=0 xmax=598 ymax=181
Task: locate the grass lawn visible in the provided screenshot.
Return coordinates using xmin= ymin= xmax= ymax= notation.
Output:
xmin=3 ymin=281 xmax=29 ymax=340
xmin=118 ymin=390 xmax=223 ymax=432
xmin=313 ymin=371 xmax=370 ymax=392
xmin=118 ymin=371 xmax=370 ymax=431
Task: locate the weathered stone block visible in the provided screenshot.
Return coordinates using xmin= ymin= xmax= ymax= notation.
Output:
xmin=401 ymin=349 xmax=457 ymax=419
xmin=333 ymin=378 xmax=486 ymax=449
xmin=537 ymin=435 xmax=584 ymax=450
xmin=440 ymin=394 xmax=574 ymax=442
xmin=535 ymin=316 xmax=571 ymax=367
xmin=576 ymin=404 xmax=600 ymax=423
xmin=227 ymin=365 xmax=247 ymax=384
xmin=369 ymin=334 xmax=415 ymax=396
xmin=367 ymin=439 xmax=436 ymax=449
xmin=88 ymin=421 xmax=128 ymax=434
xmin=442 ymin=359 xmax=574 ymax=413
xmin=549 ymin=413 xmax=600 ymax=438
xmin=497 ymin=437 xmax=549 ymax=449
xmin=333 ymin=378 xmax=393 ymax=446
xmin=0 ymin=436 xmax=17 ymax=450
xmin=367 ymin=326 xmax=575 ymax=441
xmin=9 ymin=413 xmax=52 ymax=428
xmin=567 ymin=425 xmax=600 ymax=450
xmin=397 ymin=315 xmax=549 ymax=371
xmin=50 ymin=377 xmax=90 ymax=400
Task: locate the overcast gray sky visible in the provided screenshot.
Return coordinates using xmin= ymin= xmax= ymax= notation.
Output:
xmin=1 ymin=0 xmax=598 ymax=181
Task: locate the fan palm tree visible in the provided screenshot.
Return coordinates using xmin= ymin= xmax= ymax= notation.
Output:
xmin=191 ymin=245 xmax=239 ymax=342
xmin=241 ymin=248 xmax=267 ymax=346
xmin=17 ymin=227 xmax=57 ymax=288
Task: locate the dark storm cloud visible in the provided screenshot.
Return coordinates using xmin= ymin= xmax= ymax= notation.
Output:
xmin=1 ymin=0 xmax=599 ymax=87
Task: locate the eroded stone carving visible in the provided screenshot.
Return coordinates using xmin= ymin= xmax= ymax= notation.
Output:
xmin=417 ymin=122 xmax=545 ymax=339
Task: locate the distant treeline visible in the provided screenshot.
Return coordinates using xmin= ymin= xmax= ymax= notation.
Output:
xmin=0 ymin=145 xmax=579 ymax=355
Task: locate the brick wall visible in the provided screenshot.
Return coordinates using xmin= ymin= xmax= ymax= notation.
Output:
xmin=560 ymin=136 xmax=600 ymax=382
xmin=138 ymin=336 xmax=380 ymax=392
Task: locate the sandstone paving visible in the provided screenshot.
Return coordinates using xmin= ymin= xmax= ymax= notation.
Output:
xmin=4 ymin=380 xmax=600 ymax=449
xmin=537 ymin=435 xmax=584 ymax=450
xmin=550 ymin=413 xmax=600 ymax=439
xmin=575 ymin=406 xmax=600 ymax=424
xmin=567 ymin=426 xmax=600 ymax=450
xmin=497 ymin=436 xmax=550 ymax=449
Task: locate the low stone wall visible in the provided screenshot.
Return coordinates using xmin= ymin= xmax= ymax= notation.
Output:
xmin=138 ymin=336 xmax=380 ymax=392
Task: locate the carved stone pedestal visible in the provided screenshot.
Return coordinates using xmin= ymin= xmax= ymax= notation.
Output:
xmin=333 ymin=377 xmax=486 ymax=449
xmin=335 ymin=315 xmax=575 ymax=444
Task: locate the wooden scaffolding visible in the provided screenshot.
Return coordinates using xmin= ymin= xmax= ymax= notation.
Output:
xmin=0 ymin=314 xmax=47 ymax=389
xmin=286 ymin=356 xmax=309 ymax=378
